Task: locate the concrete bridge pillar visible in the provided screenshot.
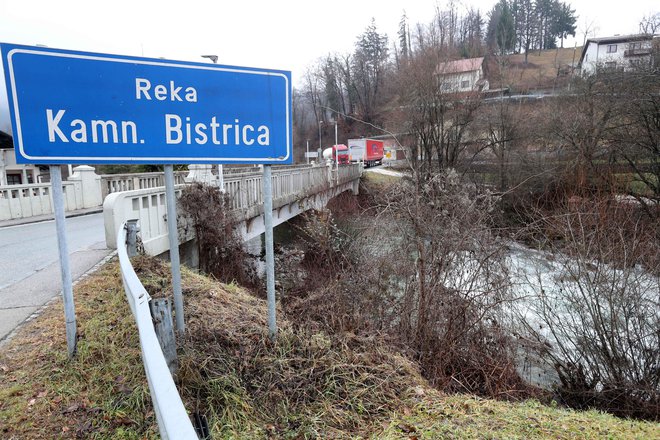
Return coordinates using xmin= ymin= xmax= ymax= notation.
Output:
xmin=68 ymin=165 xmax=102 ymax=208
xmin=351 ymin=179 xmax=359 ymax=195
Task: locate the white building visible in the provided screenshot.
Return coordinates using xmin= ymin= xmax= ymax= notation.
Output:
xmin=0 ymin=131 xmax=44 ymax=185
xmin=436 ymin=57 xmax=489 ymax=93
xmin=578 ymin=34 xmax=656 ymax=75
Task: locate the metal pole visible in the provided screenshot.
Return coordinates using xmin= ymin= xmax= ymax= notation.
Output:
xmin=318 ymin=120 xmax=323 ymax=152
xmin=306 ymin=139 xmax=310 ymax=164
xmin=262 ymin=165 xmax=277 ymax=341
xmin=201 ymin=55 xmax=224 ymax=193
xmin=164 ymin=165 xmax=185 ymax=334
xmin=334 ymin=121 xmax=338 ymax=167
xmin=50 ymin=165 xmax=77 ymax=358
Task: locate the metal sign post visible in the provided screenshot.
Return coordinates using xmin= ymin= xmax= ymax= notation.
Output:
xmin=50 ymin=165 xmax=77 ymax=358
xmin=262 ymin=165 xmax=277 ymax=341
xmin=164 ymin=165 xmax=185 ymax=334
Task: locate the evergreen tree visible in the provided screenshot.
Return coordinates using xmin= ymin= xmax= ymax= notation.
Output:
xmin=487 ymin=0 xmax=515 ymax=55
xmin=552 ymin=2 xmax=577 ymax=48
xmin=352 ymin=19 xmax=389 ymax=123
xmin=397 ymin=11 xmax=411 ymax=65
xmin=496 ymin=0 xmax=516 ymax=55
xmin=516 ymin=0 xmax=537 ymax=62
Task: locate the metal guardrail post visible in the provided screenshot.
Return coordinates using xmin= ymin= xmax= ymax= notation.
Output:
xmin=125 ymin=219 xmax=140 ymax=257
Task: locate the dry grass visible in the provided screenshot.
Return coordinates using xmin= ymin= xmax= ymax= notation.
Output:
xmin=166 ymin=259 xmax=426 ymax=438
xmin=489 ymin=47 xmax=582 ymax=92
xmin=380 ymin=393 xmax=660 ymax=439
xmin=0 ymin=261 xmax=157 ymax=439
xmin=1 ymin=256 xmax=659 ymax=439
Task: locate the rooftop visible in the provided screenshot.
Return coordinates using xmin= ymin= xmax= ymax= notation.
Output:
xmin=436 ymin=57 xmax=484 ymax=75
xmin=585 ymin=33 xmax=655 ymax=45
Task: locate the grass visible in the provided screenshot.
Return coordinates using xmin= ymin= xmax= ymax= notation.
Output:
xmin=361 ymin=171 xmax=402 ymax=191
xmin=615 ymin=172 xmax=658 ymax=197
xmin=380 ymin=394 xmax=657 ymax=439
xmin=1 ymin=256 xmax=659 ymax=439
xmin=490 ymin=47 xmax=582 ymax=92
xmin=0 ymin=262 xmax=157 ymax=439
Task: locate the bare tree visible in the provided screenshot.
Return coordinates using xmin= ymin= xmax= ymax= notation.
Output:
xmin=392 ymin=43 xmax=483 ymax=181
xmin=378 ymin=170 xmax=525 ymax=396
xmin=519 ymin=197 xmax=659 ymax=420
xmin=611 ymin=66 xmax=660 ymax=219
xmin=639 ymin=12 xmax=660 ymax=34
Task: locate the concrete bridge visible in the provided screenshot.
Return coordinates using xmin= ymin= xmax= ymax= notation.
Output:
xmin=103 ymin=163 xmax=362 ymax=258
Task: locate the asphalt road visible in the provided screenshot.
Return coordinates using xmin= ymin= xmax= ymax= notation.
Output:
xmin=0 ymin=213 xmax=111 ymax=343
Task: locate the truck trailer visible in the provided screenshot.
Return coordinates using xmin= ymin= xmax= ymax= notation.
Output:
xmin=348 ymin=138 xmax=384 ymax=167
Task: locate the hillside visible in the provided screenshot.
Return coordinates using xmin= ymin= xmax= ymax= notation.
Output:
xmin=1 ymin=257 xmax=658 ymax=438
xmin=487 ymin=47 xmax=582 ymax=93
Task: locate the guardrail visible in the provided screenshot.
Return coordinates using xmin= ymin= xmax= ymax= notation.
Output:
xmin=117 ymin=223 xmax=198 ymax=440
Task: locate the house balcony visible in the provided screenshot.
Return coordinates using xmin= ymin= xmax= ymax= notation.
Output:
xmin=624 ymin=48 xmax=652 ymax=57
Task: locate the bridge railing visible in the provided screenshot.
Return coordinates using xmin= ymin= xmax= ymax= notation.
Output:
xmin=0 ymin=165 xmax=104 ymax=221
xmin=101 ymin=171 xmax=188 ymax=199
xmin=223 ymin=163 xmax=360 ymax=211
xmin=0 ymin=181 xmax=82 ymax=221
xmin=117 ymin=223 xmax=198 ymax=440
xmin=105 ymin=163 xmax=362 ymax=253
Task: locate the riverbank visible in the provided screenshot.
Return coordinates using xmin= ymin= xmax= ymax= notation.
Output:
xmin=1 ymin=256 xmax=658 ymax=438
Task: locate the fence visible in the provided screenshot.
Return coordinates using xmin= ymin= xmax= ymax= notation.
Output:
xmin=117 ymin=223 xmax=198 ymax=440
xmin=104 ymin=185 xmax=192 ymax=254
xmin=0 ymin=168 xmax=188 ymax=222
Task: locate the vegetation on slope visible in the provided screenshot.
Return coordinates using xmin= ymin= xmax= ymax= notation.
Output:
xmin=2 ymin=256 xmax=658 ymax=438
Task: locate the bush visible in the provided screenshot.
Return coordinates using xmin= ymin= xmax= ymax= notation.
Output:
xmin=520 ymin=196 xmax=659 ymax=420
xmin=178 ymin=183 xmax=257 ymax=287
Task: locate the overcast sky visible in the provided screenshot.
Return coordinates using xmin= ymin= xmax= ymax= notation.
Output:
xmin=0 ymin=0 xmax=657 ymax=133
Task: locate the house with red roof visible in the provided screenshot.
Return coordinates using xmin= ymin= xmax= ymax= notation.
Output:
xmin=435 ymin=57 xmax=489 ymax=93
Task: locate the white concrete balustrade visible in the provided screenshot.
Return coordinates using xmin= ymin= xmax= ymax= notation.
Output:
xmin=0 ymin=166 xmax=187 ymax=221
xmin=101 ymin=171 xmax=187 ymax=199
xmin=104 ymin=163 xmax=362 ymax=254
xmin=0 ymin=165 xmax=101 ymax=221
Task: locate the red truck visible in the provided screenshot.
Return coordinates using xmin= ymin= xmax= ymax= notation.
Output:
xmin=348 ymin=138 xmax=384 ymax=167
xmin=322 ymin=144 xmax=350 ymax=165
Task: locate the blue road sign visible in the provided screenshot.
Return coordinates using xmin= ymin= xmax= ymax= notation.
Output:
xmin=1 ymin=43 xmax=292 ymax=164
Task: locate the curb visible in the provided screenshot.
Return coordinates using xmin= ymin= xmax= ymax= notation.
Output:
xmin=0 ymin=207 xmax=103 ymax=229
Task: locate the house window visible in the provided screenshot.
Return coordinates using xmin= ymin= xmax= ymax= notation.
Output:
xmin=461 ymin=80 xmax=470 ymax=89
xmin=6 ymin=174 xmax=22 ymax=185
xmin=607 ymin=44 xmax=617 ymax=53
xmin=604 ymin=61 xmax=617 ymax=69
xmin=629 ymin=42 xmax=642 ymax=50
